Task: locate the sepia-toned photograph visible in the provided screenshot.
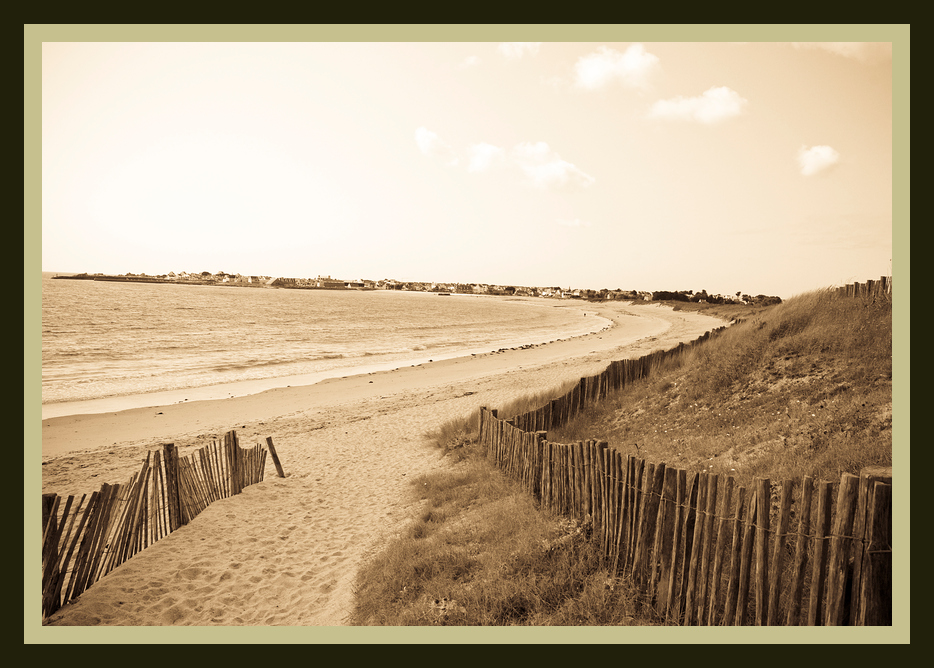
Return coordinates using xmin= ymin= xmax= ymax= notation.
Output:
xmin=27 ymin=25 xmax=907 ymax=643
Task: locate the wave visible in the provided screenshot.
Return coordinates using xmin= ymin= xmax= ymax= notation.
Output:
xmin=209 ymin=353 xmax=350 ymax=373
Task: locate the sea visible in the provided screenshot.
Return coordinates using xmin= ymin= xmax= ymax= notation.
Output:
xmin=39 ymin=274 xmax=606 ymax=419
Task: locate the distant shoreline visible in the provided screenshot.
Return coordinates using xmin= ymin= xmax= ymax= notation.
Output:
xmin=50 ymin=273 xmax=365 ymax=290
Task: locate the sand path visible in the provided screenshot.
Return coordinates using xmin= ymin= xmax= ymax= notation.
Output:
xmin=36 ymin=302 xmax=724 ymax=629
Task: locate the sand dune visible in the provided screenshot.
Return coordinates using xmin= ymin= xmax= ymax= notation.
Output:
xmin=37 ymin=302 xmax=724 ymax=630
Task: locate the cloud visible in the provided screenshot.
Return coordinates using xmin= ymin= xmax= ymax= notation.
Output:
xmin=415 ymin=127 xmax=458 ymax=166
xmin=415 ymin=129 xmax=595 ymax=191
xmin=511 ymin=142 xmax=596 ymax=190
xmin=574 ymin=44 xmax=660 ymax=90
xmin=647 ymin=86 xmax=748 ymax=124
xmin=459 ymin=55 xmax=481 ymax=70
xmin=557 ymin=218 xmax=591 ymax=228
xmin=467 ymin=143 xmax=506 ymax=173
xmin=797 ymin=145 xmax=840 ymax=176
xmin=791 ymin=42 xmax=892 ymax=64
xmin=498 ymin=42 xmax=542 ymax=59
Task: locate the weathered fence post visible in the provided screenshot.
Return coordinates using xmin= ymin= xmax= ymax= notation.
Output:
xmin=754 ymin=478 xmax=771 ymax=626
xmin=825 ymin=473 xmax=859 ymax=625
xmin=683 ymin=471 xmax=708 ymax=624
xmin=596 ymin=441 xmax=610 ymax=556
xmin=766 ymin=479 xmax=794 ymax=626
xmin=632 ymin=462 xmax=657 ymax=587
xmin=786 ymin=477 xmax=813 ymax=626
xmin=722 ymin=486 xmax=747 ymax=625
xmin=41 ymin=494 xmax=61 ymax=616
xmin=664 ymin=468 xmax=687 ymax=623
xmin=672 ymin=470 xmax=698 ymax=624
xmin=654 ymin=466 xmax=677 ymax=617
xmin=857 ymin=481 xmax=892 ymax=625
xmin=807 ymin=481 xmax=834 ymax=625
xmin=696 ymin=473 xmax=719 ymax=625
xmin=851 ymin=466 xmax=892 ymax=625
xmin=163 ymin=443 xmax=182 ymax=531
xmin=706 ymin=476 xmax=733 ymax=625
xmin=225 ymin=431 xmax=242 ymax=496
xmin=265 ymin=436 xmax=286 ymax=478
xmin=734 ymin=488 xmax=758 ymax=626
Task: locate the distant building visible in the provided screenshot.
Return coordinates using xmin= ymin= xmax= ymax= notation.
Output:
xmin=316 ymin=275 xmax=345 ymax=289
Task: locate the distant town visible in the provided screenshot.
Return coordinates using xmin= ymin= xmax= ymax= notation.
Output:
xmin=52 ymin=271 xmax=782 ymax=305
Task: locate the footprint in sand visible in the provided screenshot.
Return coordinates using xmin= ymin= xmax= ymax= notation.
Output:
xmin=178 ymin=566 xmax=207 ymax=580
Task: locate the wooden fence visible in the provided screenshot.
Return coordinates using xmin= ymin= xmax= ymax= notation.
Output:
xmin=478 ymin=278 xmax=893 ymax=625
xmin=836 ymin=276 xmax=892 ymax=301
xmin=40 ymin=430 xmax=283 ymax=619
xmin=506 ymin=328 xmax=724 ymax=434
xmin=480 ymin=415 xmax=892 ymax=626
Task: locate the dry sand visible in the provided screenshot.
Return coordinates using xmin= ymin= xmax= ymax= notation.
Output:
xmin=36 ymin=301 xmax=725 ymax=632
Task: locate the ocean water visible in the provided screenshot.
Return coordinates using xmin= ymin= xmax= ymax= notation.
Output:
xmin=41 ymin=274 xmax=604 ymax=412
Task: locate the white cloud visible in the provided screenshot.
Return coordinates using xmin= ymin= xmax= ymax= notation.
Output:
xmin=498 ymin=42 xmax=541 ymax=59
xmin=647 ymin=86 xmax=748 ymax=124
xmin=797 ymin=145 xmax=840 ymax=176
xmin=467 ymin=143 xmax=506 ymax=173
xmin=459 ymin=55 xmax=481 ymax=70
xmin=574 ymin=44 xmax=660 ymax=90
xmin=791 ymin=42 xmax=892 ymax=64
xmin=511 ymin=142 xmax=596 ymax=190
xmin=415 ymin=127 xmax=458 ymax=166
xmin=557 ymin=218 xmax=591 ymax=228
xmin=416 ymin=131 xmax=594 ymax=190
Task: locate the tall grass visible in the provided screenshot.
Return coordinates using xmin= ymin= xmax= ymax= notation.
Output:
xmin=550 ymin=287 xmax=892 ymax=488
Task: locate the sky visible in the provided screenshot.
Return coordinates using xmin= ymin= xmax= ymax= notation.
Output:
xmin=38 ymin=30 xmax=901 ymax=299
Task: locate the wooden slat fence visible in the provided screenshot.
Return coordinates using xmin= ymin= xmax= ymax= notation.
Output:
xmin=508 ymin=331 xmax=723 ymax=435
xmin=478 ymin=277 xmax=893 ymax=625
xmin=479 ymin=417 xmax=892 ymax=626
xmin=41 ymin=430 xmax=279 ymax=619
xmin=836 ymin=276 xmax=892 ymax=302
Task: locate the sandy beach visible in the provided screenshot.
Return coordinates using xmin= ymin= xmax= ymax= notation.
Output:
xmin=37 ymin=301 xmax=725 ymax=630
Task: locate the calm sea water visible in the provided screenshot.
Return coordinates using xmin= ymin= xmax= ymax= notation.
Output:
xmin=41 ymin=274 xmax=602 ymax=410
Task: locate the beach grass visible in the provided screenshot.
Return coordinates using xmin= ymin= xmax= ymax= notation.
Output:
xmin=549 ymin=287 xmax=892 ymax=488
xmin=350 ymin=438 xmax=651 ymax=626
xmin=351 ymin=287 xmax=891 ymax=625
